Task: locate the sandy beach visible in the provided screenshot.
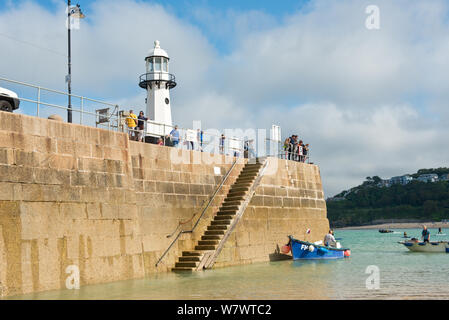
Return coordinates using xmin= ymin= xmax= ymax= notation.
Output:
xmin=336 ymin=221 xmax=449 ymax=230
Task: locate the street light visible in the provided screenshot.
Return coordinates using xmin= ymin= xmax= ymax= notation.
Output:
xmin=67 ymin=2 xmax=85 ymax=123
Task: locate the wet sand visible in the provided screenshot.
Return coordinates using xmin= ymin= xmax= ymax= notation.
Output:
xmin=336 ymin=221 xmax=449 ymax=230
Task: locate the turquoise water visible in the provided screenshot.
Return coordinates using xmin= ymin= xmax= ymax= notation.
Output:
xmin=7 ymin=229 xmax=449 ymax=300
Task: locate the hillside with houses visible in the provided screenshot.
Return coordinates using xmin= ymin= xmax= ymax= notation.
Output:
xmin=327 ymin=168 xmax=449 ymax=227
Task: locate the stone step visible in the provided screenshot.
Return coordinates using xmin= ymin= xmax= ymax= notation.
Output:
xmin=222 ymin=200 xmax=243 ymax=206
xmin=204 ymin=230 xmax=225 ymax=235
xmin=237 ymin=177 xmax=257 ymax=183
xmin=182 ymin=251 xmax=203 ymax=257
xmin=245 ymin=163 xmax=263 ymax=168
xmin=230 ymin=186 xmax=250 ymax=193
xmin=215 ymin=215 xmax=234 ymax=220
xmin=202 ymin=235 xmax=222 ymax=240
xmin=207 ymin=225 xmax=228 ymax=230
xmin=235 ymin=177 xmax=255 ymax=183
xmin=216 ymin=211 xmax=236 ymax=216
xmin=226 ymin=190 xmax=247 ymax=197
xmin=172 ymin=267 xmax=194 ymax=272
xmin=241 ymin=167 xmax=260 ymax=173
xmin=198 ymin=240 xmax=219 ymax=246
xmin=211 ymin=219 xmax=231 ymax=226
xmin=242 ymin=166 xmax=262 ymax=171
xmin=233 ymin=182 xmax=252 ymax=188
xmin=179 ymin=256 xmax=201 ymax=262
xmin=175 ymin=261 xmax=199 ymax=268
xmin=236 ymin=170 xmax=260 ymax=181
xmin=225 ymin=195 xmax=244 ymax=202
xmin=220 ymin=205 xmax=239 ymax=211
xmin=195 ymin=245 xmax=217 ymax=251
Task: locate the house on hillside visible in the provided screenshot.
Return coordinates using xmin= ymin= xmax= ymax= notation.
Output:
xmin=417 ymin=173 xmax=439 ymax=183
xmin=439 ymin=174 xmax=449 ymax=181
xmin=389 ymin=175 xmax=414 ymax=186
xmin=377 ymin=179 xmax=391 ymax=187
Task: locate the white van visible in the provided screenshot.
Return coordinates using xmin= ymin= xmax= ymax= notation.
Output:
xmin=0 ymin=87 xmax=20 ymax=112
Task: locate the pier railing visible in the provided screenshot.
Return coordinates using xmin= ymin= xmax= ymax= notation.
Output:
xmin=155 ymin=157 xmax=240 ymax=267
xmin=0 ymin=76 xmax=311 ymax=163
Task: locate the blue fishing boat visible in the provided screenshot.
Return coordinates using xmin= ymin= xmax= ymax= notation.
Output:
xmin=288 ymin=235 xmax=351 ymax=260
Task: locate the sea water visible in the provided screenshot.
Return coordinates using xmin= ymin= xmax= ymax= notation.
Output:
xmin=6 ymin=229 xmax=449 ymax=300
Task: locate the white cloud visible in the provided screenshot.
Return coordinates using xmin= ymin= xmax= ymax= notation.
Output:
xmin=1 ymin=0 xmax=449 ymax=197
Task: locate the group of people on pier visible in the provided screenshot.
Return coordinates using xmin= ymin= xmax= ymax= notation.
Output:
xmin=126 ymin=110 xmax=308 ymax=162
xmin=283 ymin=135 xmax=309 ymax=163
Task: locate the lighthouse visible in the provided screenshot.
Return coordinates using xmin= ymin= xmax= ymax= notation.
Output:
xmin=139 ymin=40 xmax=177 ymax=135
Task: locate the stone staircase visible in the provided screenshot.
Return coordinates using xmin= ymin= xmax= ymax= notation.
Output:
xmin=172 ymin=158 xmax=266 ymax=272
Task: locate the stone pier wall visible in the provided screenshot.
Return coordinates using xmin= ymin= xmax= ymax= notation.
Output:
xmin=0 ymin=112 xmax=328 ymax=297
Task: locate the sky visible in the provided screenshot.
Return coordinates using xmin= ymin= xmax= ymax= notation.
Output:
xmin=1 ymin=0 xmax=449 ymax=197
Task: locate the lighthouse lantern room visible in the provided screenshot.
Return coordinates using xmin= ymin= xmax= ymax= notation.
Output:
xmin=139 ymin=40 xmax=177 ymax=136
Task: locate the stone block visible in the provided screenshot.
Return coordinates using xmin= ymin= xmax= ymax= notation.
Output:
xmin=173 ymin=183 xmax=189 ymax=195
xmin=156 ymin=181 xmax=174 ymax=194
xmin=99 ymin=130 xmax=116 ymax=147
xmin=33 ymin=136 xmax=57 ymax=154
xmin=49 ymin=155 xmax=77 ymax=171
xmin=86 ymin=203 xmax=101 ymax=219
xmin=189 ymin=184 xmax=204 ymax=195
xmin=118 ymin=204 xmax=138 ymax=219
xmin=60 ymin=203 xmax=87 ymax=220
xmin=263 ymin=196 xmax=274 ymax=207
xmin=74 ymin=142 xmax=91 ymax=158
xmin=143 ymin=181 xmax=156 ymax=193
xmin=91 ymin=144 xmax=104 ymax=159
xmin=100 ymin=203 xmax=119 ymax=219
xmin=0 ymin=148 xmax=14 ymax=165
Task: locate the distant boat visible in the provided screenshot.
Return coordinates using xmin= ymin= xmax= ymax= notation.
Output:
xmin=399 ymin=240 xmax=449 ymax=252
xmin=288 ymin=236 xmax=351 ymax=260
xmin=379 ymin=229 xmax=394 ymax=233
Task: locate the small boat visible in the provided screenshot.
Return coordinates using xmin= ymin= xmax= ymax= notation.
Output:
xmin=399 ymin=240 xmax=449 ymax=252
xmin=379 ymin=229 xmax=394 ymax=233
xmin=288 ymin=236 xmax=351 ymax=260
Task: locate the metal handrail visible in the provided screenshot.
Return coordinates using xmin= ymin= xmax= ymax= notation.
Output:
xmin=0 ymin=76 xmax=118 ymax=107
xmin=155 ymin=157 xmax=240 ymax=267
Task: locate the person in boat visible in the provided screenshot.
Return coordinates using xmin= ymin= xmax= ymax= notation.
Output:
xmin=403 ymin=232 xmax=408 ymax=238
xmin=324 ymin=230 xmax=337 ymax=247
xmin=421 ymin=225 xmax=430 ymax=243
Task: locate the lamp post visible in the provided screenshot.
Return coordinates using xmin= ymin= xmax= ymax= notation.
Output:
xmin=66 ymin=1 xmax=84 ymax=123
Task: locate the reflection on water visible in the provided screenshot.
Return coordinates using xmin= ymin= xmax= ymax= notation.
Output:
xmin=5 ymin=229 xmax=449 ymax=300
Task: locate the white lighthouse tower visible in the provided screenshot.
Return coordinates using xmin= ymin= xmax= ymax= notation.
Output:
xmin=139 ymin=40 xmax=176 ymax=135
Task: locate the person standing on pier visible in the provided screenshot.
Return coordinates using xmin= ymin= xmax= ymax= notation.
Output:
xmin=170 ymin=125 xmax=180 ymax=147
xmin=137 ymin=111 xmax=148 ymax=142
xmin=126 ymin=110 xmax=138 ymax=140
xmin=220 ymin=134 xmax=225 ymax=154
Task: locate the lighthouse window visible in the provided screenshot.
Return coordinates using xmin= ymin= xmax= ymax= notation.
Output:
xmin=163 ymin=58 xmax=168 ymax=72
xmin=155 ymin=57 xmax=161 ymax=71
xmin=149 ymin=59 xmax=154 ymax=72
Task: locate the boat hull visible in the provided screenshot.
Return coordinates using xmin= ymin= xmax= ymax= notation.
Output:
xmin=399 ymin=240 xmax=449 ymax=253
xmin=289 ymin=236 xmax=349 ymax=260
